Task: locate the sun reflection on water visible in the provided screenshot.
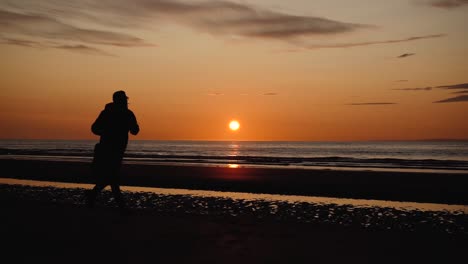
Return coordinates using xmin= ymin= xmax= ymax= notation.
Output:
xmin=228 ymin=142 xmax=239 ymax=157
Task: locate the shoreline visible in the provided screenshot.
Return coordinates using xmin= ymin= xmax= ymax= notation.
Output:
xmin=1 ymin=158 xmax=467 ymax=204
xmin=3 ymin=178 xmax=467 ymax=212
xmin=2 ymin=181 xmax=466 ymax=233
xmin=2 ymin=154 xmax=468 ymax=174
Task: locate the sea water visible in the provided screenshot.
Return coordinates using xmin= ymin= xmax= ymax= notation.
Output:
xmin=1 ymin=139 xmax=468 ymax=172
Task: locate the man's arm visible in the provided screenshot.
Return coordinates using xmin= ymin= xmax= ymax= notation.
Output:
xmin=129 ymin=111 xmax=140 ymax=135
xmin=91 ymin=111 xmax=105 ymax=136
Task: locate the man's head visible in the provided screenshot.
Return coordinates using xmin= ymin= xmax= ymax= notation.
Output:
xmin=113 ymin=90 xmax=128 ymax=107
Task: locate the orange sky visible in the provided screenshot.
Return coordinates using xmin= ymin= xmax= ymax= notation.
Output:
xmin=1 ymin=0 xmax=467 ymax=141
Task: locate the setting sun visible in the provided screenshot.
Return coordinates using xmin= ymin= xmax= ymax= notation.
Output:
xmin=0 ymin=1 xmax=467 ymax=261
xmin=229 ymin=120 xmax=240 ymax=131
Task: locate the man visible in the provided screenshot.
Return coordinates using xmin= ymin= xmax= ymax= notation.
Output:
xmin=86 ymin=90 xmax=139 ymax=210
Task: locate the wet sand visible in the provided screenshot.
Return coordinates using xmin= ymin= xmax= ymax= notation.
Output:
xmin=1 ymin=158 xmax=467 ymax=204
xmin=1 ymin=183 xmax=467 ymax=264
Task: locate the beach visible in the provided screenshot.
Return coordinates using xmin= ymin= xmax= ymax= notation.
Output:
xmin=1 ymin=157 xmax=467 ymax=263
xmin=3 ymin=0 xmax=468 ymax=261
xmin=2 ymin=158 xmax=467 ymax=204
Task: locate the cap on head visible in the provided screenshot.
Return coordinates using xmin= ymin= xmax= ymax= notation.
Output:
xmin=113 ymin=90 xmax=128 ymax=103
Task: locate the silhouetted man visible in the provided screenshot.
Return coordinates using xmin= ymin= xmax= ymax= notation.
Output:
xmin=86 ymin=90 xmax=139 ymax=210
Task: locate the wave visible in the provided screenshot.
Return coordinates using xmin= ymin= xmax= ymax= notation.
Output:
xmin=2 ymin=147 xmax=468 ymax=171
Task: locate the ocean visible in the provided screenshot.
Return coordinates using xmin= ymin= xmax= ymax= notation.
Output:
xmin=1 ymin=140 xmax=468 ymax=173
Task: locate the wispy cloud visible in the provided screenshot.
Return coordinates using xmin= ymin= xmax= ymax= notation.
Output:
xmin=263 ymin=93 xmax=278 ymax=96
xmin=347 ymin=102 xmax=397 ymax=106
xmin=434 ymin=95 xmax=468 ymax=103
xmin=0 ymin=37 xmax=43 ymax=47
xmin=0 ymin=9 xmax=151 ymax=48
xmin=397 ymin=53 xmax=415 ymax=58
xmin=395 ymin=80 xmax=409 ymax=82
xmin=90 ymin=0 xmax=368 ymax=39
xmin=0 ymin=0 xmax=447 ymax=53
xmin=0 ymin=0 xmax=366 ymax=51
xmin=55 ymin=44 xmax=115 ymax=56
xmin=305 ymin=34 xmax=446 ymax=49
xmin=389 ymin=82 xmax=468 ymax=102
xmin=393 ymin=87 xmax=432 ymax=91
xmin=436 ymin=83 xmax=468 ymax=89
xmin=0 ymin=36 xmax=114 ymax=56
xmin=429 ymin=0 xmax=468 ymax=8
xmin=0 ymin=35 xmax=115 ymax=56
xmin=452 ymin=90 xmax=468 ymax=94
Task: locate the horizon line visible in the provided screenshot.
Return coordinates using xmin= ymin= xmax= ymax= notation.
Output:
xmin=1 ymin=138 xmax=468 ymax=142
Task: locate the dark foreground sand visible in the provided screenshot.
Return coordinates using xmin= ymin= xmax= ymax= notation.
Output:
xmin=1 ymin=184 xmax=467 ymax=264
xmin=1 ymin=158 xmax=467 ymax=263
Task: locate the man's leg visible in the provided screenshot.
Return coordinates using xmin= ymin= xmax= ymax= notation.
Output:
xmin=109 ymin=160 xmax=126 ymax=210
xmin=85 ymin=183 xmax=107 ymax=208
xmin=85 ymin=165 xmax=108 ymax=208
xmin=110 ymin=183 xmax=125 ymax=209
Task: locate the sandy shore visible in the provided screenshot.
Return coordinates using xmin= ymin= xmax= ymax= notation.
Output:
xmin=1 ymin=183 xmax=467 ymax=264
xmin=1 ymin=157 xmax=467 ymax=263
xmin=1 ymin=158 xmax=467 ymax=204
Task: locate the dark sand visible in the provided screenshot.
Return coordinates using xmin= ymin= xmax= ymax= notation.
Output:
xmin=1 ymin=184 xmax=467 ymax=264
xmin=1 ymin=158 xmax=467 ymax=263
xmin=1 ymin=158 xmax=467 ymax=204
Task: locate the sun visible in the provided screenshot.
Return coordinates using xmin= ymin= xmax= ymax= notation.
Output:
xmin=229 ymin=120 xmax=240 ymax=131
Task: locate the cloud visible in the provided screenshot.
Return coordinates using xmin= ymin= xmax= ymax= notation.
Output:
xmin=389 ymin=82 xmax=468 ymax=103
xmin=393 ymin=87 xmax=432 ymax=91
xmin=0 ymin=37 xmax=114 ymax=56
xmin=0 ymin=0 xmax=446 ymax=53
xmin=305 ymin=34 xmax=446 ymax=49
xmin=0 ymin=9 xmax=152 ymax=48
xmin=397 ymin=53 xmax=415 ymax=58
xmin=0 ymin=37 xmax=43 ymax=47
xmin=433 ymin=95 xmax=468 ymax=103
xmin=429 ymin=0 xmax=468 ymax=8
xmin=436 ymin=83 xmax=468 ymax=89
xmin=0 ymin=1 xmax=367 ymax=48
xmin=94 ymin=0 xmax=369 ymax=39
xmin=263 ymin=93 xmax=278 ymax=96
xmin=395 ymin=80 xmax=409 ymax=82
xmin=55 ymin=44 xmax=115 ymax=56
xmin=452 ymin=90 xmax=468 ymax=94
xmin=347 ymin=102 xmax=397 ymax=106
